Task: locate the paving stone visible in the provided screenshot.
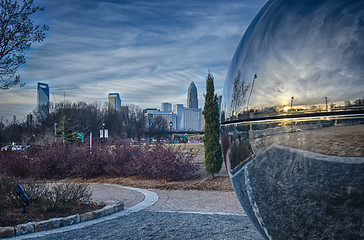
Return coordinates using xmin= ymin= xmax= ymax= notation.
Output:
xmin=63 ymin=214 xmax=80 ymax=226
xmin=79 ymin=211 xmax=96 ymax=222
xmin=114 ymin=202 xmax=124 ymax=212
xmin=102 ymin=205 xmax=116 ymax=215
xmin=15 ymin=222 xmax=35 ymax=235
xmin=0 ymin=227 xmax=15 ymax=238
xmin=34 ymin=219 xmax=54 ymax=232
xmin=34 ymin=217 xmax=64 ymax=232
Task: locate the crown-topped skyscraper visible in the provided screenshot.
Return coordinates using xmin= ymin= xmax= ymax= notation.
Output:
xmin=187 ymin=81 xmax=198 ymax=108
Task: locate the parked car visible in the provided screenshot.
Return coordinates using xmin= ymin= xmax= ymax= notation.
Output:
xmin=1 ymin=145 xmax=23 ymax=151
xmin=1 ymin=145 xmax=13 ymax=151
xmin=12 ymin=145 xmax=23 ymax=151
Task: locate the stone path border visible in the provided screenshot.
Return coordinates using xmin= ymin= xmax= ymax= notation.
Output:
xmin=1 ymin=186 xmax=158 ymax=239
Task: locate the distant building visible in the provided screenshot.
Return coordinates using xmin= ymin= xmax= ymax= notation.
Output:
xmin=187 ymin=81 xmax=198 ymax=108
xmin=182 ymin=107 xmax=203 ymax=131
xmin=173 ymin=104 xmax=202 ymax=131
xmin=27 ymin=114 xmax=33 ymax=127
xmin=144 ymin=109 xmax=177 ymax=131
xmin=173 ymin=104 xmax=184 ymax=130
xmin=108 ymin=93 xmax=121 ymax=111
xmin=161 ymin=102 xmax=172 ymax=112
xmin=143 ymin=108 xmax=158 ymax=114
xmin=143 ymin=82 xmax=203 ymax=132
xmin=37 ymin=82 xmax=49 ymax=121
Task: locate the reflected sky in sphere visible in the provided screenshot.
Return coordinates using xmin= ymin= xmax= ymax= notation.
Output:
xmin=222 ymin=0 xmax=364 ymax=121
xmin=221 ymin=1 xmax=364 ymax=239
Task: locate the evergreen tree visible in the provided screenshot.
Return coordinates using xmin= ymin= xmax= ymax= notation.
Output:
xmin=56 ymin=119 xmax=78 ymax=143
xmin=203 ymin=71 xmax=223 ymax=177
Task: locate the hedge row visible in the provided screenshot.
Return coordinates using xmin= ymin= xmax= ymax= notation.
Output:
xmin=0 ymin=142 xmax=197 ymax=181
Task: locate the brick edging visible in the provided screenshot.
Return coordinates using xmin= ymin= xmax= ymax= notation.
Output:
xmin=0 ymin=201 xmax=124 ymax=238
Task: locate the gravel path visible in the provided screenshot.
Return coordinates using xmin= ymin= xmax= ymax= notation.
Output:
xmin=25 ymin=211 xmax=264 ymax=240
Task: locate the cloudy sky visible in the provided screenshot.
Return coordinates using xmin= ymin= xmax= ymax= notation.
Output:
xmin=223 ymin=0 xmax=364 ymax=119
xmin=0 ymin=0 xmax=267 ymax=120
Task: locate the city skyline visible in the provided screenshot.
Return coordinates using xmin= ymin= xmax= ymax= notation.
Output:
xmin=0 ymin=0 xmax=267 ymax=120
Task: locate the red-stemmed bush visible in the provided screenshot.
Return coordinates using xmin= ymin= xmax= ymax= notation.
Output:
xmin=0 ymin=141 xmax=197 ymax=181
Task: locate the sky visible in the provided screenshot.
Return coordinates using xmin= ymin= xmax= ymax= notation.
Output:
xmin=222 ymin=0 xmax=364 ymax=119
xmin=0 ymin=0 xmax=268 ymax=120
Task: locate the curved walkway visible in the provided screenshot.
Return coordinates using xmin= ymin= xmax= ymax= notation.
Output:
xmin=10 ymin=185 xmax=158 ymax=240
xmin=91 ymin=183 xmax=245 ymax=215
xmin=8 ymin=184 xmax=263 ymax=240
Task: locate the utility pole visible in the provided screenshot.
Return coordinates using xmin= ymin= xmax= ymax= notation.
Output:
xmin=325 ymin=97 xmax=329 ymax=112
xmin=246 ymin=74 xmax=257 ymax=112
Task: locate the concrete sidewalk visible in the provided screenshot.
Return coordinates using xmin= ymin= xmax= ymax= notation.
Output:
xmin=89 ymin=183 xmax=245 ymax=215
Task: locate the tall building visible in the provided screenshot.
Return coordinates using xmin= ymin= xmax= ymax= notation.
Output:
xmin=187 ymin=81 xmax=198 ymax=108
xmin=161 ymin=102 xmax=172 ymax=112
xmin=182 ymin=107 xmax=203 ymax=131
xmin=108 ymin=93 xmax=121 ymax=111
xmin=37 ymin=82 xmax=49 ymax=121
xmin=173 ymin=104 xmax=202 ymax=131
xmin=173 ymin=104 xmax=184 ymax=130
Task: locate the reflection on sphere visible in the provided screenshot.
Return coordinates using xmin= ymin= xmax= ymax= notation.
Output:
xmin=221 ymin=0 xmax=364 ymax=239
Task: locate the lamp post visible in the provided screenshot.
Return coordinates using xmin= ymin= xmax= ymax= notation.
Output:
xmin=54 ymin=123 xmax=57 ymax=142
xmin=169 ymin=121 xmax=173 ymax=144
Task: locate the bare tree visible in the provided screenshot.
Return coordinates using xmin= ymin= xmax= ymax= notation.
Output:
xmin=152 ymin=116 xmax=167 ymax=131
xmin=0 ymin=0 xmax=48 ymax=89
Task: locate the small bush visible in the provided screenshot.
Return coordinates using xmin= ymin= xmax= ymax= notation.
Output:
xmin=0 ymin=176 xmax=92 ymax=213
xmin=24 ymin=182 xmax=92 ymax=212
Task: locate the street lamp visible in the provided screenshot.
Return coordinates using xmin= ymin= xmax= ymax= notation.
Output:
xmin=54 ymin=123 xmax=57 ymax=142
xmin=169 ymin=121 xmax=173 ymax=143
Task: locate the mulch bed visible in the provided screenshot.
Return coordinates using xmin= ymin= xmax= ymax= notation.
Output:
xmin=0 ymin=203 xmax=102 ymax=227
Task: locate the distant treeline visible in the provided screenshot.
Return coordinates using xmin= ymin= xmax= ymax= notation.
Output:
xmin=0 ymin=102 xmax=146 ymax=146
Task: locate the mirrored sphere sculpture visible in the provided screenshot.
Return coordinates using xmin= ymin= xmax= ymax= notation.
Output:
xmin=221 ymin=0 xmax=364 ymax=239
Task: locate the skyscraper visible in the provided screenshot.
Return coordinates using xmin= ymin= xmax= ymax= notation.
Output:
xmin=108 ymin=93 xmax=121 ymax=111
xmin=161 ymin=102 xmax=172 ymax=112
xmin=37 ymin=82 xmax=49 ymax=121
xmin=187 ymin=81 xmax=198 ymax=108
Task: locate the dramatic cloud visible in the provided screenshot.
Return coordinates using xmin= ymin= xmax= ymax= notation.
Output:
xmin=0 ymin=0 xmax=267 ymax=120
